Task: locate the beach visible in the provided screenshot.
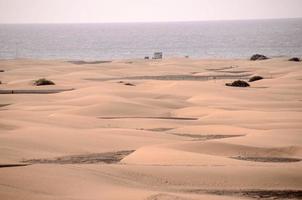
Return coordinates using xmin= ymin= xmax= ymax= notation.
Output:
xmin=0 ymin=57 xmax=302 ymax=200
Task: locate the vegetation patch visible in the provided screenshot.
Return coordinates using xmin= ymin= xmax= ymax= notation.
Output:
xmin=0 ymin=89 xmax=73 ymax=94
xmin=98 ymin=116 xmax=198 ymax=120
xmin=34 ymin=78 xmax=55 ymax=86
xmin=170 ymin=133 xmax=244 ymax=140
xmin=0 ymin=104 xmax=10 ymax=107
xmin=68 ymin=60 xmax=112 ymax=65
xmin=0 ymin=164 xmax=29 ymax=168
xmin=288 ymin=57 xmax=300 ymax=62
xmin=124 ymin=83 xmax=135 ymax=86
xmin=226 ymin=80 xmax=250 ymax=87
xmin=89 ymin=73 xmax=252 ymax=82
xmin=22 ymin=150 xmax=135 ymax=164
xmin=145 ymin=128 xmax=174 ymax=132
xmin=250 ymin=54 xmax=269 ymax=61
xmin=249 ymin=75 xmax=264 ymax=82
xmin=205 ymin=190 xmax=302 ymax=200
xmin=231 ymin=156 xmax=301 ymax=163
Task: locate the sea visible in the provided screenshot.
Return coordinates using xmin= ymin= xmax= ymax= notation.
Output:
xmin=0 ymin=18 xmax=302 ymax=60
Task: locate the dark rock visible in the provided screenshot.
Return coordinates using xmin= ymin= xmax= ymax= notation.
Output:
xmin=250 ymin=54 xmax=269 ymax=61
xmin=226 ymin=80 xmax=250 ymax=87
xmin=144 ymin=56 xmax=149 ymax=59
xmin=288 ymin=57 xmax=300 ymax=62
xmin=249 ymin=76 xmax=263 ymax=82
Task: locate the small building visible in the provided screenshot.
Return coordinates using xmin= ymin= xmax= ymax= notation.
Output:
xmin=153 ymin=52 xmax=163 ymax=59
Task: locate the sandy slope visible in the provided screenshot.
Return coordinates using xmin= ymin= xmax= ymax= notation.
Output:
xmin=0 ymin=58 xmax=302 ymax=200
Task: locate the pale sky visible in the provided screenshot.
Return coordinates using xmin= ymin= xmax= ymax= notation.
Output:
xmin=0 ymin=0 xmax=302 ymax=23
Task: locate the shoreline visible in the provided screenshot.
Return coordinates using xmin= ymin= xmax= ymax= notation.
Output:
xmin=0 ymin=55 xmax=299 ymax=62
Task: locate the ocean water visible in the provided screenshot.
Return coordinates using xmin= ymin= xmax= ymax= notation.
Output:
xmin=0 ymin=19 xmax=302 ymax=60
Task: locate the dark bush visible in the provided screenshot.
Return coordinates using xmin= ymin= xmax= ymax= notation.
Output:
xmin=249 ymin=76 xmax=264 ymax=82
xmin=226 ymin=80 xmax=250 ymax=87
xmin=250 ymin=54 xmax=269 ymax=61
xmin=124 ymin=83 xmax=135 ymax=86
xmin=34 ymin=78 xmax=55 ymax=86
xmin=288 ymin=57 xmax=300 ymax=62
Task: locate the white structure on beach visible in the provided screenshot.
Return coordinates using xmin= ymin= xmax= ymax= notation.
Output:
xmin=153 ymin=52 xmax=163 ymax=59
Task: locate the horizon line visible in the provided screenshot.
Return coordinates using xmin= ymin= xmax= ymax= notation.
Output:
xmin=1 ymin=17 xmax=302 ymax=25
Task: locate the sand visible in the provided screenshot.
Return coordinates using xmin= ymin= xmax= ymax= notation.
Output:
xmin=0 ymin=57 xmax=302 ymax=200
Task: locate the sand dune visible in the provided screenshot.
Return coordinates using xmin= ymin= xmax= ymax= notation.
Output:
xmin=0 ymin=58 xmax=302 ymax=199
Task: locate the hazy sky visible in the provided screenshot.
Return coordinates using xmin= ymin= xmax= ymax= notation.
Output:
xmin=0 ymin=0 xmax=302 ymax=23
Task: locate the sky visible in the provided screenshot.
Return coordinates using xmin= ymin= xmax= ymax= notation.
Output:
xmin=0 ymin=0 xmax=302 ymax=24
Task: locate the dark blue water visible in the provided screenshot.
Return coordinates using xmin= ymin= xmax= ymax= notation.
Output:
xmin=0 ymin=19 xmax=302 ymax=60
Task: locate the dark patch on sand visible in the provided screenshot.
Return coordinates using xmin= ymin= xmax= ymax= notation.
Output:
xmin=250 ymin=86 xmax=269 ymax=89
xmin=98 ymin=117 xmax=198 ymax=120
xmin=146 ymin=193 xmax=191 ymax=200
xmin=208 ymin=190 xmax=302 ymax=199
xmin=88 ymin=73 xmax=252 ymax=82
xmin=117 ymin=81 xmax=136 ymax=86
xmin=206 ymin=66 xmax=251 ymax=74
xmin=0 ymin=104 xmax=10 ymax=108
xmin=170 ymin=133 xmax=244 ymax=140
xmin=22 ymin=150 xmax=135 ymax=164
xmin=231 ymin=156 xmax=301 ymax=163
xmin=124 ymin=83 xmax=136 ymax=86
xmin=0 ymin=89 xmax=74 ymax=94
xmin=0 ymin=164 xmax=29 ymax=168
xmin=138 ymin=126 xmax=245 ymax=141
xmin=206 ymin=66 xmax=236 ymax=71
xmin=138 ymin=128 xmax=244 ymax=141
xmin=145 ymin=128 xmax=175 ymax=132
xmin=218 ymin=70 xmax=250 ymax=74
xmin=0 ymin=122 xmax=18 ymax=130
xmin=184 ymin=189 xmax=302 ymax=199
xmin=68 ymin=60 xmax=112 ymax=65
